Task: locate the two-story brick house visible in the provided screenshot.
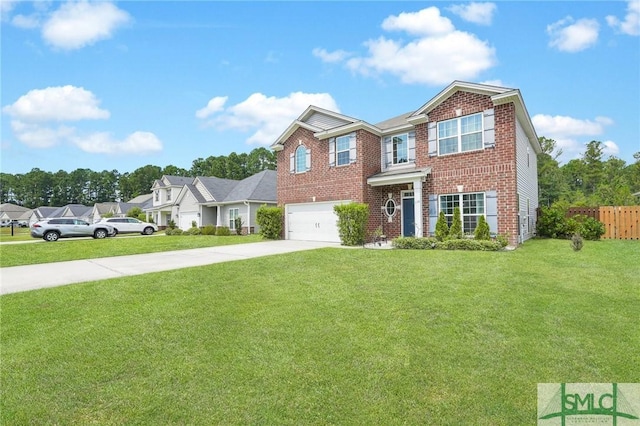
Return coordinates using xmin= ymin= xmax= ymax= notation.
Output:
xmin=271 ymin=81 xmax=540 ymax=246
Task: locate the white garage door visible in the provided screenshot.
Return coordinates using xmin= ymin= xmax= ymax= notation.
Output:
xmin=179 ymin=212 xmax=198 ymax=230
xmin=286 ymin=201 xmax=349 ymax=243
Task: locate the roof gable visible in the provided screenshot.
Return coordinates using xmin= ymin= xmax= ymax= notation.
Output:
xmin=223 ymin=170 xmax=276 ymax=202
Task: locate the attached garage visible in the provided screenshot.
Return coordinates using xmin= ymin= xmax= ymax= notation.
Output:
xmin=179 ymin=212 xmax=199 ymax=230
xmin=285 ymin=201 xmax=349 ymax=243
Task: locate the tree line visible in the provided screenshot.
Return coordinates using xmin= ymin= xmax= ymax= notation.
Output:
xmin=2 ymin=140 xmax=639 ymax=209
xmin=538 ymin=138 xmax=640 ymax=207
xmin=0 ymin=148 xmax=276 ymax=208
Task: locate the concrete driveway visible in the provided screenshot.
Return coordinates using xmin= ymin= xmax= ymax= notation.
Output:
xmin=0 ymin=240 xmax=339 ymax=295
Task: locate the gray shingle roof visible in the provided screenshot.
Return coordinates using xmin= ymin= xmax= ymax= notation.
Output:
xmin=197 ymin=176 xmax=239 ymax=201
xmin=165 ymin=176 xmax=194 ymax=186
xmin=223 ymin=170 xmax=276 ymax=202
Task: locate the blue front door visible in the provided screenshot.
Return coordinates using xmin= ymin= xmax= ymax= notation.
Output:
xmin=402 ymin=197 xmax=415 ymax=237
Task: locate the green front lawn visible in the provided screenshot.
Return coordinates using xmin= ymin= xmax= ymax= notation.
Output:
xmin=1 ymin=239 xmax=638 ymax=424
xmin=0 ymin=234 xmax=264 ymax=267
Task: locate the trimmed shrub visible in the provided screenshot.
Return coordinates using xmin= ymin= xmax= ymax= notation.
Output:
xmin=448 ymin=207 xmax=463 ymax=240
xmin=186 ymin=227 xmax=201 ymax=235
xmin=392 ymin=237 xmax=437 ymax=249
xmin=191 ymin=220 xmax=197 ymax=228
xmin=537 ymin=203 xmax=605 ymax=240
xmin=167 ymin=220 xmax=176 ymax=230
xmin=334 ymin=203 xmax=369 ymax=246
xmin=126 ymin=207 xmax=143 ymax=218
xmin=256 ymin=205 xmax=283 ymax=240
xmin=165 ymin=228 xmax=183 ymax=236
xmin=496 ymin=234 xmax=509 ymax=248
xmin=201 ymin=224 xmax=216 ymax=235
xmin=435 ymin=211 xmax=449 ymax=242
xmin=435 ymin=239 xmax=503 ymax=251
xmin=474 ymin=215 xmax=491 ymax=240
xmin=216 ymin=226 xmax=231 ymax=236
xmin=571 ymin=233 xmax=584 ymax=251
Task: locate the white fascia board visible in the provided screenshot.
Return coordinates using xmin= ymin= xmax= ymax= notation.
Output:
xmin=367 ymin=169 xmax=431 ymax=187
xmin=412 ymin=81 xmax=512 ymax=117
xmin=313 ymin=121 xmax=381 ymax=139
xmin=271 ymin=120 xmax=323 ymax=151
xmin=300 ymin=105 xmax=358 ymax=123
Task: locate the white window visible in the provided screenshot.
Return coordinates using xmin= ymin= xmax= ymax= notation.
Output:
xmin=438 ymin=113 xmax=483 ymax=155
xmin=229 ymin=208 xmax=239 ymax=229
xmin=291 ymin=145 xmax=310 ymax=173
xmin=329 ymin=132 xmax=356 ymax=167
xmin=166 ymin=189 xmax=172 ymax=201
xmin=154 ymin=190 xmax=159 ymax=201
xmin=383 ymin=131 xmax=415 ymax=168
xmin=439 ymin=193 xmax=485 ymax=234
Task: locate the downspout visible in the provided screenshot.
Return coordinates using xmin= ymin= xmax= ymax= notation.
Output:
xmin=244 ymin=201 xmax=251 ymax=234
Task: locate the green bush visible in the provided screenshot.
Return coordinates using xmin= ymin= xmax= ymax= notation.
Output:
xmin=435 ymin=211 xmax=449 ymax=242
xmin=186 ymin=227 xmax=201 ymax=236
xmin=580 ymin=217 xmax=605 ymax=240
xmin=256 ymin=205 xmax=283 ymax=240
xmin=474 ymin=215 xmax=491 ymax=240
xmin=537 ymin=203 xmax=605 ymax=240
xmin=435 ymin=239 xmax=503 ymax=251
xmin=165 ymin=228 xmax=183 ymax=236
xmin=127 ymin=207 xmax=143 ymax=218
xmin=138 ymin=214 xmax=153 ymax=223
xmin=167 ymin=220 xmax=176 ymax=230
xmin=234 ymin=217 xmax=244 ymax=236
xmin=334 ymin=203 xmax=369 ymax=246
xmin=201 ymin=224 xmax=216 ymax=235
xmin=448 ymin=207 xmax=463 ymax=240
xmin=392 ymin=237 xmax=437 ymax=249
xmin=216 ymin=226 xmax=231 ymax=236
xmin=496 ymin=234 xmax=509 ymax=248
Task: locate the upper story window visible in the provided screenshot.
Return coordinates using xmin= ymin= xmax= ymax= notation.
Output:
xmin=329 ymin=132 xmax=356 ymax=167
xmin=154 ymin=190 xmax=159 ymax=202
xmin=438 ymin=113 xmax=483 ymax=155
xmin=383 ymin=131 xmax=415 ymax=169
xmin=290 ymin=145 xmax=311 ymax=173
xmin=166 ymin=188 xmax=172 ymax=201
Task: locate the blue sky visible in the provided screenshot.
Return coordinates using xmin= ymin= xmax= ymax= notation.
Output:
xmin=1 ymin=1 xmax=639 ymax=175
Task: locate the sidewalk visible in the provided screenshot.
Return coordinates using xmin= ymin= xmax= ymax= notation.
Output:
xmin=0 ymin=240 xmax=338 ymax=295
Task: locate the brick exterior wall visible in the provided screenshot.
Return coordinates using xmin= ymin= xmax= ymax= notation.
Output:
xmin=277 ymin=90 xmax=522 ymax=246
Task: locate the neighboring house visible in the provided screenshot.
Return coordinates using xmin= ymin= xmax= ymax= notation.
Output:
xmin=270 ymin=81 xmax=540 ymax=246
xmin=27 ymin=206 xmax=61 ymax=226
xmin=53 ymin=204 xmax=93 ymax=222
xmin=90 ymin=196 xmax=154 ymax=223
xmin=0 ymin=203 xmax=31 ymax=225
xmin=146 ymin=170 xmax=277 ymax=233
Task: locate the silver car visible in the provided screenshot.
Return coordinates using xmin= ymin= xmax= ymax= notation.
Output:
xmin=30 ymin=218 xmax=116 ymax=242
xmin=98 ymin=217 xmax=158 ymax=235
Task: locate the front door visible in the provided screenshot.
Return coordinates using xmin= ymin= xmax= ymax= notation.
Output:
xmin=402 ymin=191 xmax=415 ymax=237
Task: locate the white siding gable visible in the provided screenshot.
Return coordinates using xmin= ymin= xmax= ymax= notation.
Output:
xmin=516 ymin=119 xmax=539 ymax=242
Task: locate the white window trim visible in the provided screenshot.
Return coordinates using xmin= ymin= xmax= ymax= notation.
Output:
xmin=229 ymin=208 xmax=239 ymax=230
xmin=383 ymin=131 xmax=416 ymax=169
xmin=335 ymin=135 xmax=350 ymax=166
xmin=437 ymin=112 xmax=484 ymax=156
xmin=439 ymin=192 xmax=486 ymax=234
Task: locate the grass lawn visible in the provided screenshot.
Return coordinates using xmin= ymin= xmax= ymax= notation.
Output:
xmin=1 ymin=239 xmax=638 ymax=424
xmin=0 ymin=233 xmax=264 ymax=267
xmin=0 ymin=226 xmax=31 ymax=242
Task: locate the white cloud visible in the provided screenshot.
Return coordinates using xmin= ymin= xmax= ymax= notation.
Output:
xmin=547 ymin=17 xmax=600 ymax=52
xmin=195 ymin=96 xmax=228 ymax=119
xmin=10 ymin=120 xmax=75 ymax=148
xmin=312 ymin=48 xmax=352 ymax=63
xmin=602 ymin=140 xmax=620 ymax=156
xmin=3 ymin=85 xmax=110 ymax=122
xmin=381 ymin=7 xmax=455 ymax=36
xmin=319 ymin=7 xmax=496 ymax=86
xmin=11 ymin=14 xmax=40 ymax=29
xmin=447 ymin=2 xmax=497 ymax=26
xmin=533 ymin=114 xmax=615 ymax=161
xmin=607 ymin=0 xmax=640 ymax=36
xmin=197 ymin=92 xmax=339 ymax=146
xmin=72 ymin=131 xmax=163 ymax=154
xmin=42 ymin=1 xmax=131 ymax=50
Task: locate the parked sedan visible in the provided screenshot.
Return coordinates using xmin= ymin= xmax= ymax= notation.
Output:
xmin=31 ymin=218 xmax=116 ymax=242
xmin=98 ymin=217 xmax=158 ymax=235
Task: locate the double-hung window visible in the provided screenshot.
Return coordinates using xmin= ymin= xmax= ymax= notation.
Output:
xmin=329 ymin=132 xmax=356 ymax=167
xmin=166 ymin=189 xmax=172 ymax=201
xmin=229 ymin=208 xmax=239 ymax=230
xmin=336 ymin=135 xmax=350 ymax=166
xmin=438 ymin=113 xmax=483 ymax=155
xmin=439 ymin=192 xmax=485 ymax=234
xmin=383 ymin=131 xmax=415 ymax=168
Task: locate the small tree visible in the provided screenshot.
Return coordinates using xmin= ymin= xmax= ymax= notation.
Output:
xmin=448 ymin=207 xmax=463 ymax=240
xmin=435 ymin=211 xmax=449 ymax=241
xmin=102 ymin=212 xmax=114 ymax=218
xmin=234 ymin=216 xmax=244 ymax=235
xmin=126 ymin=207 xmax=143 ymax=218
xmin=474 ymin=215 xmax=491 ymax=240
xmin=334 ymin=202 xmax=369 ymax=246
xmin=256 ymin=205 xmax=283 ymax=239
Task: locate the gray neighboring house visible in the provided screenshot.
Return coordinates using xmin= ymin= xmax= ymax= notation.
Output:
xmin=146 ymin=170 xmax=277 ymax=233
xmin=0 ymin=203 xmax=31 ymax=225
xmin=90 ymin=196 xmax=154 ymax=223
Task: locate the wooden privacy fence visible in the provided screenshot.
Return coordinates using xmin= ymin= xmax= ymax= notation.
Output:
xmin=567 ymin=206 xmax=640 ymax=240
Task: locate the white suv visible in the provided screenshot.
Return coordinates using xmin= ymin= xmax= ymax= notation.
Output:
xmin=98 ymin=217 xmax=158 ymax=235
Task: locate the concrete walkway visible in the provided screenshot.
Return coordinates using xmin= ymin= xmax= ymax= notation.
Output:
xmin=0 ymin=240 xmax=339 ymax=295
